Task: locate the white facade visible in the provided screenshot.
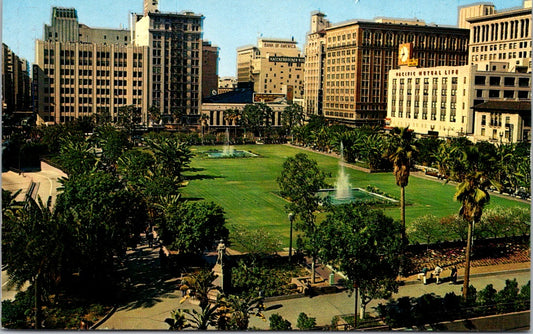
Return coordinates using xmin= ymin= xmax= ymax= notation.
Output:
xmin=387 ymin=65 xmax=475 ymax=137
xmin=387 ymin=62 xmax=531 ymax=138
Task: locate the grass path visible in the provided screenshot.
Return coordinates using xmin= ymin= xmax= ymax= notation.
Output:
xmin=181 ymin=144 xmax=529 ymax=246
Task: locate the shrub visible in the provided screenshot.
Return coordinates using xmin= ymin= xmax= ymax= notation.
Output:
xmin=269 ymin=313 xmax=292 ymax=330
xmin=296 ymin=312 xmax=316 ymax=330
xmin=495 ymin=279 xmax=519 ymax=313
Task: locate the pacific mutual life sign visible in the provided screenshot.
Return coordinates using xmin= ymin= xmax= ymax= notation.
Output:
xmin=268 ymin=56 xmax=305 ymax=63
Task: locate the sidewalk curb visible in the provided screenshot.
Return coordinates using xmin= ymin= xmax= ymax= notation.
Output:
xmin=402 ymin=267 xmax=531 ymax=286
xmin=90 ymin=305 xmax=117 ymax=330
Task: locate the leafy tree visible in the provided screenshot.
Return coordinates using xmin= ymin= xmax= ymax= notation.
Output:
xmin=148 ymin=105 xmax=161 ymax=126
xmin=432 ymin=140 xmax=464 ymax=179
xmin=277 ymin=153 xmax=328 ymax=283
xmin=39 ymin=123 xmax=85 ymax=155
xmin=240 ymin=103 xmax=273 ymax=139
xmin=452 ymin=145 xmax=500 ymax=299
xmin=55 ymin=171 xmax=147 ymax=288
xmin=415 ymin=137 xmax=443 ymax=166
xmin=518 ymin=281 xmax=530 ymax=310
xmin=94 ymin=107 xmax=112 ymax=126
xmin=92 ymin=125 xmax=130 ymax=173
xmin=231 ymin=228 xmax=282 ymax=263
xmin=317 ymin=205 xmax=403 ymax=327
xmin=296 ymin=312 xmax=316 ymax=330
xmin=116 ymin=149 xmax=156 ymax=189
xmin=269 ymin=313 xmax=292 ymax=330
xmin=384 ymin=127 xmax=417 ymax=243
xmin=116 ymin=105 xmax=142 ymax=138
xmin=281 ymin=103 xmax=304 ymax=139
xmin=495 ymin=279 xmax=519 ymax=313
xmin=407 ymin=214 xmax=445 ymax=245
xmin=159 ymin=201 xmax=228 ymax=255
xmin=439 ymin=214 xmax=469 ymax=242
xmin=477 ymin=284 xmax=497 ymax=311
xmin=2 ymin=189 xmax=22 ymax=221
xmin=56 ymin=137 xmax=98 ymax=175
xmin=361 ymin=132 xmax=389 ymax=170
xmin=223 ymin=108 xmax=241 ymax=138
xmin=2 ymin=196 xmax=64 ymax=328
xmin=144 ymin=134 xmax=192 ymax=181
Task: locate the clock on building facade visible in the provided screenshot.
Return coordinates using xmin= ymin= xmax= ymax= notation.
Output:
xmin=398 ymin=43 xmax=413 ymax=66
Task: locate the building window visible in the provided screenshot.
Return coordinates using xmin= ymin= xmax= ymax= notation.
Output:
xmin=504 ymin=77 xmax=515 ymax=86
xmin=489 ymin=90 xmax=500 ymax=98
xmin=475 ymin=76 xmax=486 ymax=85
xmin=489 ymin=77 xmax=501 ymax=86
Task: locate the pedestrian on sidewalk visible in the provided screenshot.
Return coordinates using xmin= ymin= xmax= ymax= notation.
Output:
xmin=159 ymin=245 xmax=167 ymax=270
xmin=417 ymin=267 xmax=429 ymax=285
xmin=450 ymin=266 xmax=457 ymax=284
xmin=433 ymin=265 xmax=443 ymax=284
xmin=146 ymin=227 xmax=154 ymax=248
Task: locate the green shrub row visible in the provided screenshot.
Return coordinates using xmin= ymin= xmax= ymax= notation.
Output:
xmin=376 ymin=279 xmax=530 ymax=328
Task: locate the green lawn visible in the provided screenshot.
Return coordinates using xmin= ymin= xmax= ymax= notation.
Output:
xmin=181 ymin=144 xmax=529 ymax=246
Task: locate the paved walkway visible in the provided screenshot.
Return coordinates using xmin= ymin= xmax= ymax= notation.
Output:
xmin=99 ymin=235 xmax=530 ymax=330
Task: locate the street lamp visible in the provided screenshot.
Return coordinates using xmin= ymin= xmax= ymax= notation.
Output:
xmin=288 ymin=212 xmax=294 ymax=263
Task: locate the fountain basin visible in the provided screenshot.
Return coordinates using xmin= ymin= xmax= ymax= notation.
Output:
xmin=206 ymin=149 xmax=257 ymax=158
xmin=317 ymin=188 xmax=398 ymax=205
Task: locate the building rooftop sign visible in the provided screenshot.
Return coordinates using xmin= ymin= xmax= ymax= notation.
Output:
xmin=268 ymin=56 xmax=304 ymax=63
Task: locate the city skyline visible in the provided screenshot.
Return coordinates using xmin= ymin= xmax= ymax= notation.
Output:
xmin=2 ymin=0 xmax=525 ymax=77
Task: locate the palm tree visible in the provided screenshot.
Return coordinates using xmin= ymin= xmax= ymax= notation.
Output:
xmin=384 ymin=127 xmax=417 ymax=243
xmin=452 ymin=146 xmax=500 ymax=299
xmin=179 ymin=269 xmax=220 ymax=310
xmin=199 ymin=114 xmax=210 ymax=143
xmin=217 ymin=294 xmax=265 ymax=330
xmin=165 ymin=309 xmax=191 ymax=330
xmin=182 ymin=304 xmax=220 ymax=330
xmin=2 ymin=195 xmax=63 ymax=328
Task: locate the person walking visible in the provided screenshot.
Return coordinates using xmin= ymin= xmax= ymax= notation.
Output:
xmin=146 ymin=227 xmax=154 ymax=248
xmin=450 ymin=266 xmax=458 ymax=284
xmin=417 ymin=267 xmax=429 ymax=285
xmin=433 ymin=265 xmax=443 ymax=284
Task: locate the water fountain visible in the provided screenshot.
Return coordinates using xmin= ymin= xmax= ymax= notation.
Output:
xmin=205 ymin=128 xmax=257 ymax=158
xmin=317 ymin=142 xmax=396 ymax=205
xmin=222 ymin=128 xmax=235 ymax=156
xmin=334 ymin=142 xmax=353 ymax=200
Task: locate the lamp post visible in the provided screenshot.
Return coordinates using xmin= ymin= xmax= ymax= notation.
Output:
xmin=288 ymin=212 xmax=294 ymax=263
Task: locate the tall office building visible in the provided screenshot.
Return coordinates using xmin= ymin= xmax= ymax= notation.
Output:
xmin=202 ymin=41 xmax=219 ymax=98
xmin=2 ymin=44 xmax=32 ymax=117
xmin=463 ymin=1 xmax=532 ymax=73
xmin=132 ymin=0 xmax=204 ymax=123
xmin=303 ymin=14 xmax=469 ymax=126
xmin=304 ymin=11 xmax=330 ymax=115
xmin=236 ymin=38 xmax=305 ymax=98
xmin=386 ymin=63 xmax=530 ymax=139
xmin=34 ymin=7 xmax=149 ymax=125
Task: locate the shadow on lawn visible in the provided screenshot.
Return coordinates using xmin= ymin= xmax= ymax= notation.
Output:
xmin=186 ymin=173 xmax=226 ymax=181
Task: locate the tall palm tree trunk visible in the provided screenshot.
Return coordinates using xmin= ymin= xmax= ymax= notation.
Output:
xmin=311 ymin=255 xmax=316 ymax=284
xmin=462 ymin=220 xmax=473 ymax=299
xmin=400 ymin=186 xmax=406 ymax=242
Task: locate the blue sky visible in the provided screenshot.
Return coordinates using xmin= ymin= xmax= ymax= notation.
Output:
xmin=2 ymin=0 xmax=525 ymax=77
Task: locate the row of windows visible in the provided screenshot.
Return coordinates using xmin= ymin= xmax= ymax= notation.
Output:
xmin=474 ymin=76 xmax=530 ymax=87
xmin=391 ymin=108 xmax=457 ymax=122
xmin=472 ymin=19 xmax=531 ymax=43
xmin=472 ymin=51 xmax=532 ymax=61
